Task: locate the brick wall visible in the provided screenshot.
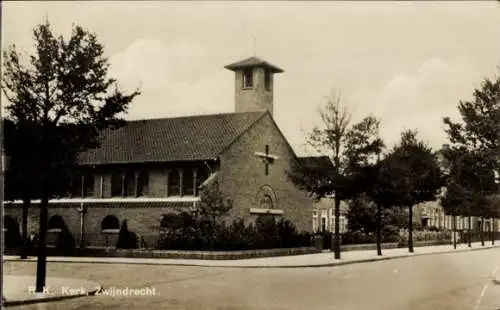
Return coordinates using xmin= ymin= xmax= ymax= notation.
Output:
xmin=4 ymin=201 xmax=194 ymax=248
xmin=234 ymin=67 xmax=274 ymax=116
xmin=219 ymin=113 xmax=313 ymax=232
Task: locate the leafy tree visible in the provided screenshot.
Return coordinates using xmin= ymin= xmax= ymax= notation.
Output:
xmin=1 ymin=21 xmax=139 ymax=291
xmin=4 ymin=120 xmax=38 ymax=258
xmin=374 ymin=130 xmax=443 ymax=253
xmin=343 ymin=116 xmax=385 ymax=255
xmin=196 ymin=181 xmax=233 ymax=249
xmin=347 ymin=194 xmax=406 ymax=234
xmin=197 ymin=181 xmax=233 ymax=224
xmin=287 ymin=91 xmax=384 ymax=259
xmin=441 ymin=147 xmax=497 ymax=247
xmin=442 ymin=72 xmax=500 ymax=246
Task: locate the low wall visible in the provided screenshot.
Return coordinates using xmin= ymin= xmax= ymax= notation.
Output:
xmin=341 ymin=239 xmax=453 ymax=252
xmin=409 ymin=239 xmax=452 ymax=247
xmin=81 ymin=247 xmax=321 ymax=260
xmin=5 ymin=240 xmax=455 ymax=260
xmin=341 ymin=243 xmax=399 ymax=252
xmin=9 ymin=246 xmax=321 ymax=260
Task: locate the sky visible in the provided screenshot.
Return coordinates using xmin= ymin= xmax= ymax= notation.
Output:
xmin=2 ymin=1 xmax=500 ymax=156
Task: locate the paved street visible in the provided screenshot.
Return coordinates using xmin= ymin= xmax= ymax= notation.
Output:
xmin=4 ymin=248 xmax=500 ymax=310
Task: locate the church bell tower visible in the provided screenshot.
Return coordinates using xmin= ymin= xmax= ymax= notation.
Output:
xmin=224 ymin=56 xmax=284 ymax=117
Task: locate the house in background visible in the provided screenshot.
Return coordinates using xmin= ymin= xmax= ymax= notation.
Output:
xmin=312 ymin=197 xmax=349 ymax=233
xmin=4 ymin=56 xmax=319 ymax=249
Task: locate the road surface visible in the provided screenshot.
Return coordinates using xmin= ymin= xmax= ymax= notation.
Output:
xmin=4 ymin=248 xmax=500 ymax=310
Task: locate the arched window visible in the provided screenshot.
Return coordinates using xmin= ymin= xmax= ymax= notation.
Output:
xmin=101 ymin=215 xmax=120 ymax=234
xmin=47 ymin=215 xmax=66 ymax=233
xmin=168 ymin=169 xmax=180 ymax=196
xmin=111 ymin=172 xmax=122 ymax=197
xmin=123 ymin=170 xmax=136 ymax=197
xmin=259 ymin=194 xmax=274 ymax=209
xmin=255 ymin=185 xmax=277 ymax=210
xmin=183 ymin=169 xmax=194 ymax=196
xmin=137 ymin=170 xmax=149 ymax=197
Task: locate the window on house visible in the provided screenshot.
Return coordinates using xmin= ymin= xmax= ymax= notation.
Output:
xmin=242 ymin=68 xmax=253 ymax=88
xmin=183 ymin=170 xmax=194 ymax=196
xmin=83 ymin=173 xmax=94 ymax=197
xmin=123 ymin=170 xmax=136 ymax=197
xmin=264 ymin=69 xmax=271 ymax=91
xmin=137 ymin=170 xmax=149 ymax=197
xmin=70 ymin=174 xmax=82 ymax=198
xmin=321 ymin=218 xmax=326 ymax=232
xmin=168 ymin=169 xmax=180 ymax=196
xmin=111 ymin=172 xmax=122 ymax=197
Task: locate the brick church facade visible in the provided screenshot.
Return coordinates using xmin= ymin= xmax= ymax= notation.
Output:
xmin=4 ymin=56 xmax=321 ymax=248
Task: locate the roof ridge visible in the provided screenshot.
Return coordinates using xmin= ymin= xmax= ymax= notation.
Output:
xmin=124 ymin=111 xmax=265 ymax=123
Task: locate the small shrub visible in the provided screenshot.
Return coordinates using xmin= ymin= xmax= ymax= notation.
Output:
xmin=56 ymin=226 xmax=76 ymax=255
xmin=116 ymin=220 xmax=138 ymax=249
xmin=156 ymin=214 xmax=311 ymax=251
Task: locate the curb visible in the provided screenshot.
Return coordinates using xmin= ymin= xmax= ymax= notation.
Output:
xmin=4 ymin=245 xmax=499 ymax=269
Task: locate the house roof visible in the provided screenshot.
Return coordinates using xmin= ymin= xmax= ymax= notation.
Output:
xmin=297 ymin=156 xmax=334 ymax=171
xmin=224 ymin=56 xmax=284 ymax=73
xmin=78 ymin=111 xmax=267 ymax=165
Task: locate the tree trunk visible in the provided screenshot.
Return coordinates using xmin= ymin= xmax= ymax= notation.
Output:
xmin=453 ymin=215 xmax=457 ymax=250
xmin=36 ymin=138 xmax=50 ymax=293
xmin=467 ymin=216 xmax=472 ymax=248
xmin=333 ymin=196 xmax=341 ymax=259
xmin=480 ymin=217 xmax=485 ymax=247
xmin=20 ymin=198 xmax=30 ymax=259
xmin=375 ymin=203 xmax=382 ymax=256
xmin=408 ymin=206 xmax=414 ymax=253
xmin=35 ymin=195 xmax=49 ymax=293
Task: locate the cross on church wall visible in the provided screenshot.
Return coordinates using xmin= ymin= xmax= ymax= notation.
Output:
xmin=254 ymin=144 xmax=279 ymax=176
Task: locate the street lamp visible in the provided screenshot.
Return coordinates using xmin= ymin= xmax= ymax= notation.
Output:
xmin=77 ymin=203 xmax=86 ymax=252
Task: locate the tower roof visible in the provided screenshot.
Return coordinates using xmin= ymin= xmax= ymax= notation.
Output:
xmin=224 ymin=56 xmax=284 ymax=73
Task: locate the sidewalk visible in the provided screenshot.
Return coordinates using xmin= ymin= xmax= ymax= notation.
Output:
xmin=2 ymin=275 xmax=101 ymax=306
xmin=4 ymin=242 xmax=499 ymax=268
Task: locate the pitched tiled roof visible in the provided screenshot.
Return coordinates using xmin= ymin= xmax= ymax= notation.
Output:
xmin=224 ymin=56 xmax=284 ymax=73
xmin=298 ymin=156 xmax=336 ymax=179
xmin=78 ymin=111 xmax=266 ymax=165
xmin=298 ymin=156 xmax=334 ymax=170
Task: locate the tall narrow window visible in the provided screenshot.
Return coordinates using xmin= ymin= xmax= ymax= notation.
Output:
xmin=183 ymin=169 xmax=194 ymax=196
xmin=137 ymin=170 xmax=149 ymax=197
xmin=264 ymin=69 xmax=271 ymax=91
xmin=123 ymin=170 xmax=136 ymax=197
xmin=83 ymin=173 xmax=94 ymax=197
xmin=242 ymin=68 xmax=253 ymax=89
xmin=70 ymin=174 xmax=83 ymax=198
xmin=168 ymin=169 xmax=180 ymax=196
xmin=111 ymin=172 xmax=122 ymax=197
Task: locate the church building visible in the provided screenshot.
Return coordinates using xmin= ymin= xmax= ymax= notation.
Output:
xmin=4 ymin=56 xmax=324 ymax=248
